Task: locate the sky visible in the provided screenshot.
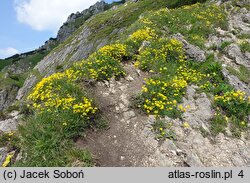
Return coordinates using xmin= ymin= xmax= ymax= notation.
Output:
xmin=0 ymin=0 xmax=114 ymax=59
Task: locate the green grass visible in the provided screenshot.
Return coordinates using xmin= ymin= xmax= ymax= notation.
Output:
xmin=211 ymin=112 xmax=228 ymax=135
xmin=151 ymin=119 xmax=176 ymax=141
xmin=12 ymin=65 xmax=108 ymax=166
xmin=0 ymin=59 xmax=11 ymax=71
xmin=237 ymin=33 xmax=250 ymax=39
xmin=124 ymin=2 xmax=228 ymax=48
xmin=227 ymin=65 xmax=250 ymax=83
xmin=3 ymin=0 xmax=248 ymax=167
xmin=86 ymin=0 xmax=207 ymax=44
xmin=14 ymin=112 xmax=94 ymax=167
xmin=239 ymin=41 xmax=250 ymax=53
xmin=220 ymin=41 xmax=233 ymax=51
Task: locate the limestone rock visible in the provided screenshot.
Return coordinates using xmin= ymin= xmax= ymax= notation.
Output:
xmin=182 ymin=86 xmax=213 ymax=127
xmin=57 ymin=1 xmax=108 ymax=42
xmin=0 ymin=115 xmax=20 ymax=133
xmin=0 ymin=147 xmax=8 ymax=166
xmin=226 ymin=44 xmax=250 ymax=68
xmin=172 ymin=33 xmax=206 ymax=62
xmin=185 ymin=153 xmax=203 ymax=167
xmin=0 ymin=85 xmax=19 ymax=111
xmin=222 ymin=67 xmax=250 ymax=95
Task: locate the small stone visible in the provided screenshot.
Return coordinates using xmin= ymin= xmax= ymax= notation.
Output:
xmin=160 ymin=140 xmax=177 ymax=153
xmin=102 ymin=92 xmax=109 ymax=97
xmin=185 ymin=153 xmax=203 ymax=167
xmin=119 ymin=85 xmax=127 ymax=91
xmin=120 ymin=156 xmax=125 ymax=161
xmin=120 ymin=93 xmax=129 ymax=106
xmin=136 ymin=69 xmax=141 ymax=76
xmin=0 ymin=117 xmax=20 ymax=133
xmin=123 ymin=111 xmax=136 ymax=120
xmin=126 ymin=75 xmax=134 ymax=81
xmin=104 ymin=80 xmax=110 ymax=87
xmin=119 ymin=103 xmax=126 ymax=111
xmin=148 ymin=115 xmax=156 ymax=124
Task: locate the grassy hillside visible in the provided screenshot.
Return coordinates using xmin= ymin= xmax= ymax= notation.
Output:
xmin=1 ymin=0 xmax=249 ymax=167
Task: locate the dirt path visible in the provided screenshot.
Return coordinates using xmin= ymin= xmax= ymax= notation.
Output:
xmin=77 ymin=63 xmax=157 ymax=166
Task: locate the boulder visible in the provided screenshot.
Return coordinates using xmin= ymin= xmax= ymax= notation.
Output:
xmin=172 ymin=33 xmax=206 ymax=62
xmin=222 ymin=67 xmax=250 ymax=95
xmin=226 ymin=44 xmax=250 ymax=68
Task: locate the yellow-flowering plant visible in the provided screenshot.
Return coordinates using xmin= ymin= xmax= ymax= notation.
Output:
xmin=136 ymin=38 xmax=185 ymax=72
xmin=140 ymin=77 xmax=188 ymax=118
xmin=214 ymin=90 xmax=250 ymax=119
xmin=79 ymin=53 xmax=126 ymax=81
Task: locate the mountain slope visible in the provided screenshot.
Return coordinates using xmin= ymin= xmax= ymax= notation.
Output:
xmin=1 ymin=0 xmax=250 ymax=167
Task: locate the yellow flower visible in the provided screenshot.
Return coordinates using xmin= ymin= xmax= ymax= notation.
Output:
xmin=183 ymin=122 xmax=190 ymax=128
xmin=2 ymin=153 xmax=14 ymax=167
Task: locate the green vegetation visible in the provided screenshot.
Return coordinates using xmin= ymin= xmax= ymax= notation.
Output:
xmin=86 ymin=0 xmax=207 ymax=43
xmin=2 ymin=0 xmax=250 ymax=167
xmin=211 ymin=111 xmax=228 ymax=135
xmin=220 ymin=41 xmax=233 ymax=51
xmin=0 ymin=132 xmax=19 ymax=149
xmin=15 ymin=67 xmax=103 ymax=166
xmin=214 ymin=90 xmax=249 ymax=137
xmin=13 ymin=39 xmax=129 ymax=166
xmin=15 ymin=112 xmax=94 ymax=167
xmin=0 ymin=50 xmax=50 ymax=71
xmin=237 ymin=33 xmax=250 ymax=39
xmin=125 ymin=2 xmax=227 ymax=48
xmin=0 ymin=59 xmax=10 ymax=71
xmin=239 ymin=41 xmax=250 ymax=53
xmin=227 ymin=65 xmax=250 ymax=83
xmin=166 ymin=0 xmax=206 ymax=8
xmin=152 ymin=120 xmax=176 ymax=141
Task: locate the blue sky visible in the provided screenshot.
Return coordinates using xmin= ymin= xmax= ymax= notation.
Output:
xmin=0 ymin=0 xmax=114 ymax=59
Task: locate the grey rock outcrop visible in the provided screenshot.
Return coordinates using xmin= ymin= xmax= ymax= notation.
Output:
xmin=0 ymin=115 xmax=20 ymax=133
xmin=226 ymin=43 xmax=250 ymax=69
xmin=222 ymin=67 xmax=250 ymax=95
xmin=0 ymin=86 xmax=19 ymax=111
xmin=142 ymin=101 xmax=250 ymax=167
xmin=0 ymin=147 xmax=8 ymax=166
xmin=182 ymin=86 xmax=213 ymax=128
xmin=16 ymin=74 xmax=37 ymax=100
xmin=172 ymin=33 xmax=206 ymax=62
xmin=229 ymin=6 xmax=250 ymax=35
xmin=57 ymin=1 xmax=108 ymax=42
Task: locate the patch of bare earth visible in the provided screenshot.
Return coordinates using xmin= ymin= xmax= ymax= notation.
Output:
xmin=76 ymin=63 xmax=154 ymax=166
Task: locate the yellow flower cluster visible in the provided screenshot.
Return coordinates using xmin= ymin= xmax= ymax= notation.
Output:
xmin=73 ymin=97 xmax=97 ymax=118
xmin=214 ymin=90 xmax=247 ymax=103
xmin=177 ymin=65 xmax=206 ymax=83
xmin=141 ymin=77 xmax=188 ymax=116
xmin=98 ymin=43 xmax=128 ymax=60
xmin=136 ymin=38 xmax=185 ymax=71
xmin=214 ymin=90 xmax=250 ymax=119
xmin=129 ymin=28 xmax=156 ymax=44
xmin=80 ymin=52 xmax=126 ymax=81
xmin=139 ymin=17 xmax=154 ymax=25
xmin=75 ymin=43 xmax=128 ymax=81
xmin=28 ymin=70 xmax=97 ymax=119
xmin=191 ymin=4 xmax=225 ymax=24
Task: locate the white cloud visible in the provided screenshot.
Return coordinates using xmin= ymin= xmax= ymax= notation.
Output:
xmin=14 ymin=0 xmax=99 ymax=33
xmin=0 ymin=47 xmax=20 ymax=59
